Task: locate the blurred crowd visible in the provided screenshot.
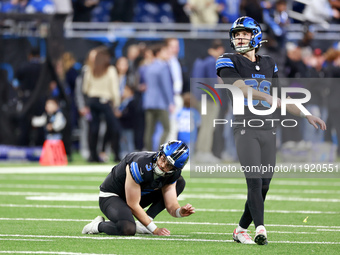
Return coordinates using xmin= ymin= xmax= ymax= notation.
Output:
xmin=1 ymin=0 xmax=340 ymax=162
xmin=1 ymin=0 xmax=340 ymax=25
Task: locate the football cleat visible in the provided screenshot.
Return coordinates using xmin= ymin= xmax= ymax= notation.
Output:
xmin=254 ymin=225 xmax=268 ymax=245
xmin=135 ymin=221 xmax=152 ymax=234
xmin=233 ymin=228 xmax=255 ymax=244
xmin=82 ymin=216 xmax=105 ymax=234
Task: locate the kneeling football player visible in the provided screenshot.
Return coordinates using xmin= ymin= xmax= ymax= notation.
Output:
xmin=82 ymin=140 xmax=194 ymax=236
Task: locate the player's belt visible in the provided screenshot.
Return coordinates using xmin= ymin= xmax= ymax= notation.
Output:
xmin=99 ymin=191 xmax=119 ymax=198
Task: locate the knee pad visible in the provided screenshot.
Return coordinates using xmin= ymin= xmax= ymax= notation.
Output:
xmin=117 ymin=220 xmax=136 ymax=236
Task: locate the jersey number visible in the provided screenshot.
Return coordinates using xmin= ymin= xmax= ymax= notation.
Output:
xmin=244 ymin=79 xmax=271 ymax=108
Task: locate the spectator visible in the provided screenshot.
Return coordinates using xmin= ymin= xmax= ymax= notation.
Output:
xmin=300 ymin=48 xmax=327 ymax=144
xmin=31 ymin=97 xmax=66 ymax=141
xmin=99 ymin=56 xmax=130 ymax=162
xmin=284 ymin=43 xmax=308 ymax=78
xmin=82 ymin=46 xmax=121 ymax=162
xmin=133 ymin=46 xmax=157 ymax=151
xmin=115 ymin=57 xmax=129 ymax=96
xmin=216 ymin=0 xmax=241 ymax=23
xmin=329 ymin=0 xmax=340 ymax=23
xmin=74 ymin=50 xmax=95 ymax=160
xmin=0 ymin=68 xmax=15 ymax=144
xmin=302 ymin=0 xmax=339 ymax=25
xmin=186 ymin=0 xmax=219 ymax=25
xmin=143 ymin=43 xmax=174 ymax=151
xmin=194 ymin=39 xmax=225 ymax=163
xmin=165 ymin=38 xmax=184 ymax=141
xmin=170 ymin=0 xmax=190 ymax=23
xmin=15 ymin=48 xmax=45 ymax=146
xmin=72 ymin=0 xmax=99 ymax=22
xmin=52 ymin=57 xmax=74 ymax=161
xmin=115 ymin=85 xmax=138 ymax=159
xmin=263 ymin=0 xmax=290 ymax=51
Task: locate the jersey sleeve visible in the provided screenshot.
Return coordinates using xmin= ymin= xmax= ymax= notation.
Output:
xmin=217 ymin=64 xmax=243 ymax=86
xmin=216 ymin=56 xmax=236 ymax=76
xmin=216 ymin=55 xmax=243 ymax=84
xmin=129 ymin=162 xmax=144 ymax=184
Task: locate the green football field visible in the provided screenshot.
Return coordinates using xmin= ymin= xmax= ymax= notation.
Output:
xmin=0 ymin=165 xmax=339 ymax=255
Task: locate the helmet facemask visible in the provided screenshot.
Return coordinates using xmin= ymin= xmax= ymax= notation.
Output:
xmin=231 ymin=29 xmax=259 ymax=53
xmin=229 ymin=16 xmax=264 ymax=54
xmin=153 ymin=152 xmax=176 ymax=177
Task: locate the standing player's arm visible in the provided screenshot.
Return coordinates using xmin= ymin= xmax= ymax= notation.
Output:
xmin=285 ymin=98 xmax=327 ymax=130
xmin=218 ymin=67 xmax=281 ymax=107
xmin=124 ymin=166 xmax=170 ymax=235
xmin=162 ymin=182 xmax=195 ymax=218
xmin=233 ymin=79 xmax=281 ymax=107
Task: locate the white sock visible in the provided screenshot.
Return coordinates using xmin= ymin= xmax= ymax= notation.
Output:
xmin=236 ymin=225 xmax=247 ymax=233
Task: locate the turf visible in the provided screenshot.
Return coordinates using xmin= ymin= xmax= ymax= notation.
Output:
xmin=0 ymin=166 xmax=339 ymax=255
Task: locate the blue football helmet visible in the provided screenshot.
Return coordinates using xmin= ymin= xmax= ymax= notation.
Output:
xmin=156 ymin=140 xmax=189 ymax=175
xmin=229 ymin=16 xmax=263 ymax=53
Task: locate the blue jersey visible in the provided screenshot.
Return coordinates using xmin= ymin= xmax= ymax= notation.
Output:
xmin=100 ymin=152 xmax=181 ymax=200
xmin=216 ymin=53 xmax=279 ymax=130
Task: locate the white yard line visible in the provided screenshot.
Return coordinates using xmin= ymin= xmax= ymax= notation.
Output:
xmin=317 ymin=229 xmax=340 ymax=232
xmin=0 ymin=239 xmax=52 ymax=241
xmin=189 ymin=179 xmax=340 ymax=186
xmin=0 ymin=165 xmax=190 ymax=174
xmin=186 ymin=187 xmax=340 ymax=194
xmin=192 ymin=231 xmax=318 ymax=235
xmin=0 ymin=218 xmax=339 ymax=229
xmin=180 ymin=194 xmax=340 ymax=202
xmin=0 ymin=184 xmax=98 ymax=190
xmin=0 ymin=166 xmax=111 ymax=174
xmin=0 ymin=234 xmax=338 ymax=245
xmin=1 ymin=184 xmax=339 ymax=195
xmin=0 ymin=204 xmax=98 ymax=209
xmin=1 ymin=191 xmax=339 ymax=203
xmin=0 ymin=252 xmax=112 ymax=255
xmin=195 ymin=208 xmax=339 ymax=214
xmin=1 ymin=204 xmax=338 ymax=215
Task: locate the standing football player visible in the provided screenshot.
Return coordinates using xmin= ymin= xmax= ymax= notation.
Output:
xmin=216 ymin=16 xmax=326 ymax=245
xmin=82 ymin=140 xmax=194 ymax=236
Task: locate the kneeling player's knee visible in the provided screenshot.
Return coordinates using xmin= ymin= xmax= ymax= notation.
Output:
xmin=176 ymin=176 xmax=186 ymax=195
xmin=118 ymin=220 xmax=136 ymax=236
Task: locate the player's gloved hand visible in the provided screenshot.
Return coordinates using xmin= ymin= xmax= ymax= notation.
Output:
xmin=153 ymin=227 xmax=170 ymax=236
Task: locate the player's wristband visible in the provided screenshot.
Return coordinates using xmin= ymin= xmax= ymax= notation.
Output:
xmin=300 ymin=111 xmax=306 ymax=118
xmin=176 ymin=208 xmax=182 ymax=218
xmin=146 ymin=222 xmax=157 ymax=233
